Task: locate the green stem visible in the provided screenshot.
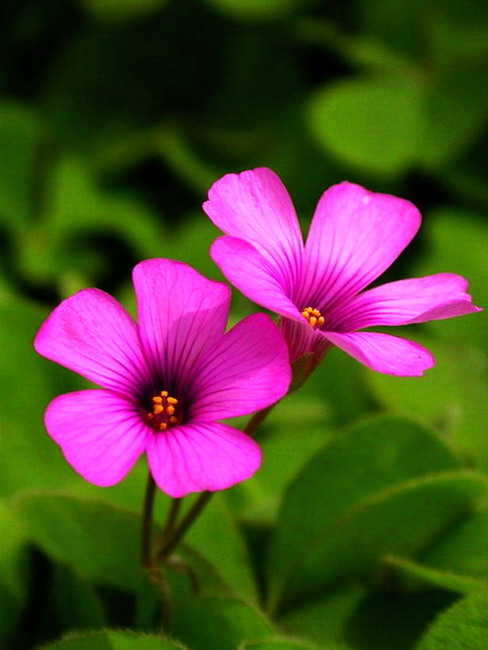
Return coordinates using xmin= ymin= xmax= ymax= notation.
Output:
xmin=141 ymin=472 xmax=157 ymax=568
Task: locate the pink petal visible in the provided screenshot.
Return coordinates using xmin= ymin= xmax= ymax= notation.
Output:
xmin=34 ymin=289 xmax=149 ymax=394
xmin=189 ymin=313 xmax=291 ymax=420
xmin=44 ymin=390 xmax=149 ymax=486
xmin=203 ymin=168 xmax=304 ymax=290
xmin=210 ymin=236 xmax=301 ymax=320
xmin=146 ymin=422 xmax=261 ymax=497
xmin=303 ymin=182 xmax=421 ymax=310
xmin=323 ymin=331 xmax=434 ymax=376
xmin=132 ymin=259 xmax=231 ymax=384
xmin=335 ymin=273 xmax=482 ymax=331
xmin=279 ymin=316 xmax=331 ymax=363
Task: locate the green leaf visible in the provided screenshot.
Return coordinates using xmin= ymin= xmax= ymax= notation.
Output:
xmin=279 ymin=585 xmax=366 ymax=648
xmin=0 ymin=500 xmax=27 ymax=641
xmin=45 ymin=564 xmax=106 ymax=632
xmin=203 ymin=0 xmax=308 ymax=21
xmin=0 ymin=102 xmax=42 ymax=223
xmin=383 ymin=555 xmax=487 ymax=594
xmin=170 ymin=597 xmax=274 ymax=650
xmin=367 ymin=336 xmax=488 ymax=470
xmin=0 ymin=299 xmax=82 ymax=498
xmin=82 ymin=0 xmax=168 ymax=23
xmin=36 ymin=629 xmax=188 ymax=649
xmin=424 ymin=508 xmax=488 ymax=581
xmin=185 ymin=494 xmax=258 ymax=603
xmin=280 ymin=472 xmax=488 ymax=608
xmin=239 ymin=638 xmax=325 ymax=649
xmin=415 ymin=590 xmax=488 ymax=650
xmin=420 ymin=62 xmax=488 ymax=168
xmin=269 ymin=416 xmax=459 ymax=606
xmin=307 ymin=76 xmax=424 ymax=177
xmin=15 ymin=493 xmax=143 ymax=591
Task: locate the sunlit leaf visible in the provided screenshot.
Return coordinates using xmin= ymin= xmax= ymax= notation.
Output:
xmin=37 ymin=629 xmax=188 ymax=649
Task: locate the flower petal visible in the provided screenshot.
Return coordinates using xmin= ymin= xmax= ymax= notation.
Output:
xmin=203 ymin=168 xmax=303 ymax=290
xmin=323 ymin=330 xmax=434 ymax=376
xmin=189 ymin=313 xmax=291 ymax=420
xmin=335 ymin=273 xmax=482 ymax=331
xmin=146 ymin=422 xmax=261 ymax=497
xmin=44 ymin=390 xmax=149 ymax=486
xmin=303 ymin=182 xmax=421 ymax=309
xmin=132 ymin=259 xmax=231 ymax=386
xmin=34 ymin=289 xmax=149 ymax=394
xmin=210 ymin=236 xmax=301 ymax=320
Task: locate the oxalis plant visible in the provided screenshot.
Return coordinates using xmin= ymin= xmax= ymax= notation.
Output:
xmin=33 ymin=168 xmax=481 ymax=650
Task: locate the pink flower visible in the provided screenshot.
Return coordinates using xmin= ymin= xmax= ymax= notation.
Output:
xmin=34 ymin=259 xmax=291 ymax=497
xmin=203 ymin=168 xmax=481 ymax=376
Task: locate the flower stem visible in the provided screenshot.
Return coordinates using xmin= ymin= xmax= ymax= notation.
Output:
xmin=141 ymin=472 xmax=157 ymax=569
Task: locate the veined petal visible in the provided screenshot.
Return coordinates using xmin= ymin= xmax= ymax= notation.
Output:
xmin=190 ymin=313 xmax=291 ymax=420
xmin=146 ymin=422 xmax=261 ymax=497
xmin=203 ymin=168 xmax=303 ymax=289
xmin=44 ymin=390 xmax=149 ymax=486
xmin=34 ymin=289 xmax=149 ymax=394
xmin=211 ymin=236 xmax=301 ymax=320
xmin=324 ymin=330 xmax=434 ymax=376
xmin=303 ymin=182 xmax=421 ymax=310
xmin=335 ymin=273 xmax=482 ymax=331
xmin=132 ymin=259 xmax=231 ymax=386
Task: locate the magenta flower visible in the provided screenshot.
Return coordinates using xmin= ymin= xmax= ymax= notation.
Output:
xmin=203 ymin=168 xmax=480 ymax=376
xmin=34 ymin=259 xmax=291 ymax=497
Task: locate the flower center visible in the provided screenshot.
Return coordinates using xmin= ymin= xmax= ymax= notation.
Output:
xmin=300 ymin=307 xmax=325 ymax=329
xmin=145 ymin=391 xmax=181 ymax=432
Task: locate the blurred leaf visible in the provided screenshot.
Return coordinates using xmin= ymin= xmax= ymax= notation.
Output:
xmin=45 ymin=564 xmax=106 ymax=632
xmin=185 ymin=494 xmax=258 ymax=603
xmin=15 ymin=493 xmax=143 ymax=591
xmin=269 ymin=415 xmax=460 ymax=607
xmin=203 ymin=0 xmax=308 ymax=21
xmin=279 ymin=585 xmax=366 ymax=648
xmin=82 ymin=0 xmax=168 ymax=23
xmin=307 ymin=76 xmax=424 ymax=177
xmin=383 ymin=555 xmax=486 ymax=594
xmin=170 ymin=597 xmax=274 ymax=650
xmin=420 ymin=63 xmax=488 ymax=169
xmin=0 ymin=299 xmax=82 ymax=498
xmin=414 ymin=209 xmax=488 ymax=348
xmin=18 ymin=156 xmax=164 ymax=286
xmin=424 ymin=508 xmax=488 ymax=581
xmin=415 ymin=589 xmax=488 ymax=650
xmin=367 ymin=335 xmax=488 ymax=470
xmin=0 ymin=102 xmax=42 ymax=223
xmin=279 ymin=472 xmax=487 ymax=608
xmin=37 ymin=630 xmax=188 ymax=649
xmin=0 ymin=500 xmax=27 ymax=642
xmin=239 ymin=639 xmax=325 ymax=649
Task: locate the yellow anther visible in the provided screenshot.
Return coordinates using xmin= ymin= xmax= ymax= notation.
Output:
xmin=169 ymin=416 xmax=179 ymax=424
xmin=160 ymin=390 xmax=168 ymax=397
xmin=167 ymin=396 xmax=178 ymax=405
xmin=146 ymin=413 xmax=154 ymax=420
xmin=159 ymin=422 xmax=168 ymax=431
xmin=166 ymin=405 xmax=175 ymax=415
xmin=153 ymin=404 xmax=164 ymax=415
xmin=301 ymin=306 xmax=325 ymax=329
xmin=152 ymin=396 xmax=163 ymax=404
